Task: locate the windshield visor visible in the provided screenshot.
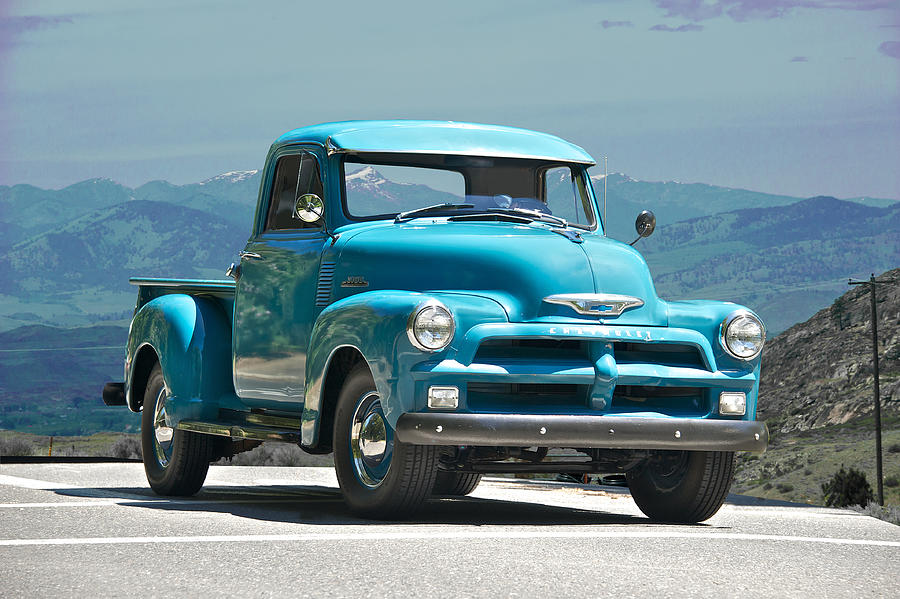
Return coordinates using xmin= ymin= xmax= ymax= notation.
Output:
xmin=341 ymin=154 xmax=598 ymax=230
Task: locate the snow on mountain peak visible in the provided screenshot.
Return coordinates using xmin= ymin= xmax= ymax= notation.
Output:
xmin=590 ymin=171 xmax=633 ymax=183
xmin=201 ymin=170 xmax=259 ymax=185
xmin=346 ymin=166 xmax=387 ymax=185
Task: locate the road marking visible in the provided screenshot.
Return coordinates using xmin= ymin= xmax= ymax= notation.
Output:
xmin=0 ymin=474 xmax=75 ymax=490
xmin=0 ymin=345 xmax=121 ymax=353
xmin=0 ymin=530 xmax=898 ymax=548
xmin=0 ymin=498 xmax=337 ymax=509
xmin=0 ymin=474 xmax=150 ymax=501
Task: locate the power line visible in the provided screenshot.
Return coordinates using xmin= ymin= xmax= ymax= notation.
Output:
xmin=848 ymin=273 xmax=897 ymax=507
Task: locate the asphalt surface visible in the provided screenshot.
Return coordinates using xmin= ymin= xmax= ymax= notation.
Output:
xmin=0 ymin=463 xmax=898 ymax=598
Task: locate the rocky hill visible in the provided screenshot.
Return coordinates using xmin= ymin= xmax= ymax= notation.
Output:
xmin=758 ymin=267 xmax=900 ymax=432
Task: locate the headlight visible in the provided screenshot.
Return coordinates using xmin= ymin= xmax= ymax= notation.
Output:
xmin=720 ymin=311 xmax=766 ymax=360
xmin=407 ymin=301 xmax=454 ymax=351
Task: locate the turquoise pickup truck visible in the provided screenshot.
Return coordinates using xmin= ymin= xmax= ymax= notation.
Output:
xmin=103 ymin=120 xmax=767 ymax=522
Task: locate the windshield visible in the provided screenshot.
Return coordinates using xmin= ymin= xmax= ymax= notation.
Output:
xmin=342 ymin=154 xmax=598 ymax=229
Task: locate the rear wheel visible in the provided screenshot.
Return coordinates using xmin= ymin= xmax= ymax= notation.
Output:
xmin=626 ymin=450 xmax=734 ymax=523
xmin=141 ymin=363 xmax=212 ymax=496
xmin=333 ymin=363 xmax=438 ymax=518
xmin=432 ymin=471 xmax=483 ymax=496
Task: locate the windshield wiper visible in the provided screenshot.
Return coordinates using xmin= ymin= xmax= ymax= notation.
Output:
xmin=395 ymin=203 xmax=475 ymax=223
xmin=489 ymin=207 xmax=568 ymax=228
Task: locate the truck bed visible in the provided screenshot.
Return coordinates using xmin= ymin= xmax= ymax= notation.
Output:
xmin=130 ymin=277 xmax=236 ymax=314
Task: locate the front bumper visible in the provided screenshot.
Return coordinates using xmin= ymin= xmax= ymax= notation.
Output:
xmin=395 ymin=413 xmax=768 ymax=452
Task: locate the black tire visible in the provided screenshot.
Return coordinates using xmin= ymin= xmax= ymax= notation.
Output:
xmin=432 ymin=471 xmax=483 ymax=496
xmin=141 ymin=363 xmax=212 ymax=496
xmin=626 ymin=450 xmax=735 ymax=523
xmin=333 ymin=363 xmax=438 ymax=519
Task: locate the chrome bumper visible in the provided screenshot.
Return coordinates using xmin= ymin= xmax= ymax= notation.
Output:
xmin=394 ymin=413 xmax=768 ymax=452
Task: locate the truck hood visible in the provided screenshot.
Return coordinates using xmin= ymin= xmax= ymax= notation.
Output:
xmin=332 ymin=220 xmax=666 ymax=326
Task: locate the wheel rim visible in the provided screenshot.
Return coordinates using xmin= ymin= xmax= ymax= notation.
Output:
xmin=350 ymin=391 xmax=394 ymax=489
xmin=152 ymin=385 xmax=174 ymax=468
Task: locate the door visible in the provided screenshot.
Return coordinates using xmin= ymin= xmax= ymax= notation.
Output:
xmin=232 ymin=150 xmax=327 ymax=410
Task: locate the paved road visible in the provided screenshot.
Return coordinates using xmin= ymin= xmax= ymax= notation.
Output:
xmin=0 ymin=463 xmax=898 ymax=598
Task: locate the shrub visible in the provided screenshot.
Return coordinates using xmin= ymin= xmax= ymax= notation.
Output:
xmin=885 ymin=476 xmax=899 ymax=488
xmin=776 ymin=483 xmax=794 ymax=493
xmin=849 ymin=503 xmax=900 ymax=526
xmin=888 ymin=443 xmax=900 ymax=454
xmin=0 ymin=436 xmax=35 ymax=456
xmin=107 ymin=435 xmax=141 ymax=459
xmin=821 ymin=466 xmax=874 ymax=507
xmin=804 ymin=469 xmax=812 ymax=475
xmin=219 ymin=442 xmax=333 ymax=467
xmin=763 ymin=482 xmax=773 ymax=490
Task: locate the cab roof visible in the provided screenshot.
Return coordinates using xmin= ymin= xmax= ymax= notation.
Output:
xmin=274 ymin=120 xmax=595 ymax=165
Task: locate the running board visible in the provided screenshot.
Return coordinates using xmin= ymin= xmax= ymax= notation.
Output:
xmin=176 ymin=420 xmax=300 ymax=444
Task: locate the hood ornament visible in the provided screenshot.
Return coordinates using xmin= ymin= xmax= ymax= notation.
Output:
xmin=544 ymin=293 xmax=644 ymax=317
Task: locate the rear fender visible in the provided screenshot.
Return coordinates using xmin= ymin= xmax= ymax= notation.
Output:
xmin=125 ymin=294 xmax=233 ymax=425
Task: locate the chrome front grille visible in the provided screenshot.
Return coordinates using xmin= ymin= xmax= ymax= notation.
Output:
xmin=611 ymin=342 xmax=708 ymax=370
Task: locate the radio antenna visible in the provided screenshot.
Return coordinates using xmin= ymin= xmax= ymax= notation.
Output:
xmin=603 ymin=156 xmax=608 ymax=237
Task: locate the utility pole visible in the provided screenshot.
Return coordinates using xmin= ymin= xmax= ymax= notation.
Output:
xmin=848 ymin=273 xmax=896 ymax=506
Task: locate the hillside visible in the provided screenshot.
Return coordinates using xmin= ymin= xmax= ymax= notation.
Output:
xmin=731 ymin=271 xmax=900 ymax=506
xmin=0 ymin=171 xmax=895 ymax=336
xmin=0 ymin=179 xmax=133 ymax=250
xmin=757 ymin=267 xmax=900 ymax=433
xmin=641 ymin=198 xmax=900 ymax=334
xmin=0 ymin=324 xmax=139 ymax=435
xmin=0 ymin=170 xmax=260 ymax=250
xmin=0 ymin=200 xmax=247 ymax=294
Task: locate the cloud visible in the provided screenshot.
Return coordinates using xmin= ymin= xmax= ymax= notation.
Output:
xmin=600 ymin=19 xmax=634 ymax=28
xmin=653 ymin=1 xmax=895 ymax=22
xmin=878 ymin=41 xmax=900 ymax=58
xmin=790 ymin=55 xmax=809 ymax=62
xmin=0 ymin=15 xmax=76 ymax=35
xmin=650 ymin=23 xmax=705 ymax=32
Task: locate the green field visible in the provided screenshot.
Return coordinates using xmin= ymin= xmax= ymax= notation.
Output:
xmin=0 ymin=430 xmax=140 ymax=458
xmin=733 ymin=415 xmax=900 ymax=507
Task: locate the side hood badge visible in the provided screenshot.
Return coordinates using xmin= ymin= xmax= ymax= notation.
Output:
xmin=544 ymin=294 xmax=644 ymax=317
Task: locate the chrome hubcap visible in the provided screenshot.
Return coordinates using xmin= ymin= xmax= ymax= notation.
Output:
xmin=350 ymin=391 xmax=393 ymax=489
xmin=152 ymin=386 xmax=174 ymax=468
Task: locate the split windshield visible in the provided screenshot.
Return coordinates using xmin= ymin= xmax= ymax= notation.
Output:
xmin=342 ymin=154 xmax=597 ymax=229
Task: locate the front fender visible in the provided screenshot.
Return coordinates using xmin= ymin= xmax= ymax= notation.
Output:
xmin=125 ymin=294 xmax=233 ymax=425
xmin=301 ymin=290 xmax=508 ymax=447
xmin=666 ymin=299 xmax=764 ymax=418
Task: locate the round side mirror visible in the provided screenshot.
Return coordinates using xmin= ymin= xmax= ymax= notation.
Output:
xmin=635 ymin=210 xmax=656 ymax=239
xmin=294 ymin=194 xmax=324 ymax=223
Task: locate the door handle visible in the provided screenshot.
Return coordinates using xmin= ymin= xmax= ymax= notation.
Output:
xmin=239 ymin=250 xmax=263 ymax=261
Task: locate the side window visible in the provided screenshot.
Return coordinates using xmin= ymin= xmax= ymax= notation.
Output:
xmin=265 ymin=152 xmax=325 ymax=231
xmin=543 ymin=166 xmax=593 ymax=228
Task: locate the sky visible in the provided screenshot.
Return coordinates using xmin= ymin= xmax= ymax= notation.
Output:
xmin=1 ymin=0 xmax=898 ymax=200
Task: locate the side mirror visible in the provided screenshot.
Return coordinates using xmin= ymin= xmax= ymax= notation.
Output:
xmin=629 ymin=210 xmax=656 ymax=246
xmin=294 ymin=193 xmax=325 ymax=223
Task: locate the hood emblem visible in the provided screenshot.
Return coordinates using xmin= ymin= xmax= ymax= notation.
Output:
xmin=544 ymin=294 xmax=644 ymax=317
xmin=341 ymin=275 xmax=369 ymax=288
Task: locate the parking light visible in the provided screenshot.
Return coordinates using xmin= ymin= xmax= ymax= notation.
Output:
xmin=719 ymin=392 xmax=746 ymax=416
xmin=428 ymin=386 xmax=459 ymax=409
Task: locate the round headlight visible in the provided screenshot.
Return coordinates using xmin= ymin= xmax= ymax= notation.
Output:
xmin=721 ymin=311 xmax=766 ymax=360
xmin=408 ymin=301 xmax=454 ymax=351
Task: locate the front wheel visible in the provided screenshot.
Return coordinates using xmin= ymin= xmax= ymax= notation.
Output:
xmin=432 ymin=471 xmax=483 ymax=496
xmin=626 ymin=450 xmax=735 ymax=523
xmin=333 ymin=363 xmax=438 ymax=519
xmin=141 ymin=363 xmax=212 ymax=496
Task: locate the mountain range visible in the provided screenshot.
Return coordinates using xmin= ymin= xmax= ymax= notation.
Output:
xmin=0 ymin=168 xmax=897 ymax=435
